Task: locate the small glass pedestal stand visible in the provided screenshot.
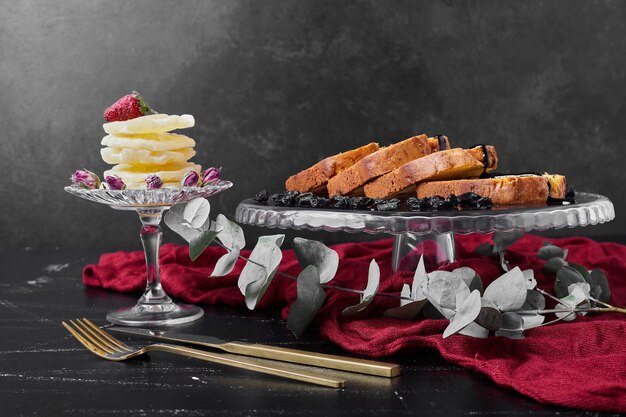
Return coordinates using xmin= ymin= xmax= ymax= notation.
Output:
xmin=235 ymin=192 xmax=615 ymax=272
xmin=65 ymin=181 xmax=233 ymax=326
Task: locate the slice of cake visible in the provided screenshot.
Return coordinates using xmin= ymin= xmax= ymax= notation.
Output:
xmin=327 ymin=135 xmax=432 ymax=196
xmin=285 ymin=143 xmax=380 ymax=193
xmin=363 ymin=146 xmax=498 ymax=199
xmin=415 ymin=174 xmax=567 ymax=205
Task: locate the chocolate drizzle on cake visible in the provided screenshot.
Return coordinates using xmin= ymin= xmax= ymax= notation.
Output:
xmin=469 ymin=144 xmax=490 ymax=176
xmin=434 ymin=135 xmax=449 ymax=151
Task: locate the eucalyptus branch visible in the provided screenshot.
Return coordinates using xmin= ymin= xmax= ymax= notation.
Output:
xmin=214 ymin=239 xmax=413 ymax=301
xmin=517 ymin=307 xmax=626 ymax=315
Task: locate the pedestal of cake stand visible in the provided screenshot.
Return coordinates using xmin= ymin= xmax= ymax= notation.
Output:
xmin=392 ymin=232 xmax=456 ymax=272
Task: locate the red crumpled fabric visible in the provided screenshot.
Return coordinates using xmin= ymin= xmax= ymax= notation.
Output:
xmin=83 ymin=234 xmax=626 ymax=413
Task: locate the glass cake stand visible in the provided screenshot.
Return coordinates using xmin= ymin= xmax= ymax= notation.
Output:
xmin=65 ymin=181 xmax=233 ymax=326
xmin=235 ymin=192 xmax=615 ymax=272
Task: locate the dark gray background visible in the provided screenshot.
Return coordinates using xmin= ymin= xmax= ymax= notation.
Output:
xmin=1 ymin=0 xmax=624 ymax=251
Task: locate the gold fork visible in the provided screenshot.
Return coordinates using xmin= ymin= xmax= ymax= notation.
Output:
xmin=62 ymin=318 xmax=345 ymax=388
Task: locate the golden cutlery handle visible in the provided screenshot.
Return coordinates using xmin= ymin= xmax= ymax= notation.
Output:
xmin=223 ymin=342 xmax=400 ymax=378
xmin=152 ymin=344 xmax=345 ymax=389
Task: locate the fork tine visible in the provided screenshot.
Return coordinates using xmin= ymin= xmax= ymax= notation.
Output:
xmin=62 ymin=321 xmax=109 ymax=356
xmin=81 ymin=318 xmax=133 ymax=352
xmin=75 ymin=319 xmax=126 ymax=353
xmin=69 ymin=319 xmax=116 ymax=354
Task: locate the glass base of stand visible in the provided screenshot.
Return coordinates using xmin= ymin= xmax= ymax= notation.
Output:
xmin=392 ymin=232 xmax=456 ymax=273
xmin=106 ymin=302 xmax=204 ymax=327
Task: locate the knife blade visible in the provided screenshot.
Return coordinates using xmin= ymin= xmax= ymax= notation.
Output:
xmin=108 ymin=326 xmax=400 ymax=378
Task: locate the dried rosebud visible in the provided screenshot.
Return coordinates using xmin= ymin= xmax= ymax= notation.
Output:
xmin=71 ymin=169 xmax=101 ymax=189
xmin=181 ymin=171 xmax=201 ymax=187
xmin=105 ymin=175 xmax=126 ymax=190
xmin=145 ymin=174 xmax=163 ymax=189
xmin=202 ymin=167 xmax=221 ymax=186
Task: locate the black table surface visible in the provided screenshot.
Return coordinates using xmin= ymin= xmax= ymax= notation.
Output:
xmin=1 ymin=244 xmax=624 ymax=417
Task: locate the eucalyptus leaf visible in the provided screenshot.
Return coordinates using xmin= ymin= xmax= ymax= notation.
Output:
xmin=483 ymin=267 xmax=527 ymax=312
xmin=568 ymin=262 xmax=591 ymax=281
xmin=443 ymin=290 xmax=482 ymax=338
xmin=384 ymin=299 xmax=429 ymax=320
xmin=521 ymin=313 xmax=545 ymax=330
xmin=520 ymin=290 xmax=546 ymax=311
xmin=423 ymin=271 xmax=469 ymax=319
xmin=522 ymin=269 xmax=537 ymax=290
xmin=476 ymin=242 xmax=496 ymax=256
xmin=410 ymin=256 xmax=428 ymax=301
xmin=422 ymin=302 xmax=445 ymax=319
xmin=493 ymin=230 xmax=524 ymax=253
xmin=537 ymin=244 xmax=566 ymax=260
xmin=189 ymin=229 xmax=221 ymax=261
xmin=499 ymin=252 xmax=510 ymax=272
xmin=164 ymin=203 xmax=208 ymax=242
xmin=475 ymin=305 xmax=502 ymax=331
xmin=287 ymin=266 xmax=326 ymax=337
xmin=211 ymin=245 xmax=241 ymax=277
xmin=342 ymin=259 xmax=380 ymax=316
xmin=215 ymin=214 xmax=245 ymax=250
xmin=587 ymin=269 xmax=611 ymax=303
xmin=495 ymin=312 xmax=525 ymax=339
xmin=459 ymin=321 xmax=489 ymax=338
xmin=292 ymin=238 xmax=339 ymax=284
xmin=238 ymin=234 xmax=285 ymax=309
xmin=183 ymin=198 xmax=211 ymax=228
xmin=542 ymin=257 xmax=567 ymax=275
xmin=554 ymin=265 xmax=586 ymax=298
xmin=454 ymin=267 xmax=479 ymax=290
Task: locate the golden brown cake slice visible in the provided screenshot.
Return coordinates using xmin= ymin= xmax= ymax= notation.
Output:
xmin=285 ymin=142 xmax=380 ymax=193
xmin=415 ymin=174 xmax=567 ymax=205
xmin=362 ymin=145 xmax=498 ymax=199
xmin=327 ymin=135 xmax=431 ymax=196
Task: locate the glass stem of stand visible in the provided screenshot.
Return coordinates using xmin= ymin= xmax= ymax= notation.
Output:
xmin=136 ymin=208 xmax=172 ymax=306
xmin=392 ymin=232 xmax=456 ymax=273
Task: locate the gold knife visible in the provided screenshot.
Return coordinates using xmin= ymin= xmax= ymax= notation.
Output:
xmin=108 ymin=326 xmax=400 ymax=378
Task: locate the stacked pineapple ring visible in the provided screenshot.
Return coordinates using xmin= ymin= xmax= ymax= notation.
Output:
xmin=101 ymin=114 xmax=201 ymax=188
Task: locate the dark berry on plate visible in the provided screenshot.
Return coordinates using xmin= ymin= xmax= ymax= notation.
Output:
xmin=254 ymin=190 xmax=269 ymax=203
xmin=458 ymin=192 xmax=482 ymax=209
xmin=565 ymin=185 xmax=576 ymax=203
xmin=376 ymin=198 xmax=401 ymax=211
xmin=296 ymin=192 xmax=318 ymax=207
xmin=330 ymin=196 xmax=351 ymax=209
xmin=445 ymin=194 xmax=459 ymax=207
xmin=476 ymin=197 xmax=493 ymax=209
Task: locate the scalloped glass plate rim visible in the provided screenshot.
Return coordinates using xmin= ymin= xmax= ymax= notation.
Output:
xmin=235 ymin=191 xmax=615 ymax=235
xmin=64 ymin=179 xmax=233 ymax=208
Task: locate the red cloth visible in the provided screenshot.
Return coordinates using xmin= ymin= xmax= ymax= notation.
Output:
xmin=84 ymin=234 xmax=626 ymax=413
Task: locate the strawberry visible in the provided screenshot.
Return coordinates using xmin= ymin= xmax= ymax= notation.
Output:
xmin=103 ymin=91 xmax=154 ymax=122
